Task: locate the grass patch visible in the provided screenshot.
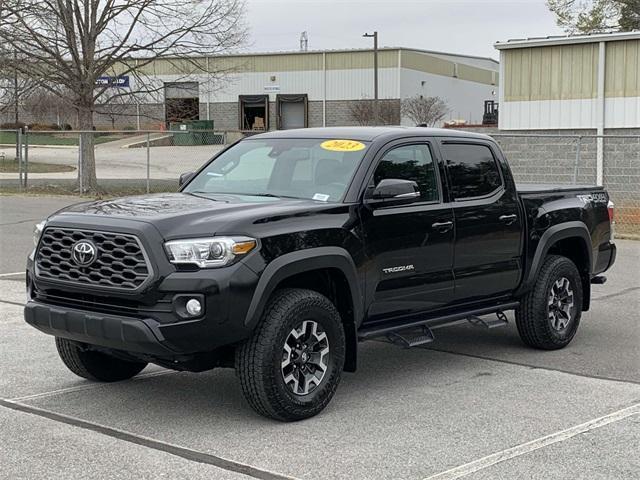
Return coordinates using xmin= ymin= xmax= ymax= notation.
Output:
xmin=0 ymin=179 xmax=177 ymax=197
xmin=0 ymin=132 xmax=128 ymax=146
xmin=0 ymin=159 xmax=76 ymax=173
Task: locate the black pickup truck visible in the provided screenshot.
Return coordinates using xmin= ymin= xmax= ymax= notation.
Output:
xmin=25 ymin=127 xmax=616 ymax=421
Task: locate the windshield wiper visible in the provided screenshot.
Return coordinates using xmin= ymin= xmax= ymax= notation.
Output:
xmin=190 ymin=191 xmax=302 ymax=200
xmin=185 ymin=191 xmax=223 ymax=201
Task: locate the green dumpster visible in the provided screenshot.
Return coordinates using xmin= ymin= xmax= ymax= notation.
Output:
xmin=170 ymin=120 xmax=219 ymax=145
xmin=169 ymin=121 xmax=195 ymax=146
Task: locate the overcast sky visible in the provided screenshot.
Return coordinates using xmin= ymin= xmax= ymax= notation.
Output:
xmin=243 ymin=0 xmax=565 ymax=60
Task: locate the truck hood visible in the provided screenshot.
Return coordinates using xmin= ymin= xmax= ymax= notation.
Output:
xmin=50 ymin=193 xmax=342 ymax=239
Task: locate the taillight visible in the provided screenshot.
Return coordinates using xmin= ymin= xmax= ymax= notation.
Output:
xmin=607 ymin=200 xmax=615 ymax=241
xmin=607 ymin=200 xmax=615 ymax=223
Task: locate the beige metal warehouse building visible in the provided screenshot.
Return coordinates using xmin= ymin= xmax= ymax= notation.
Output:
xmin=495 ymin=31 xmax=640 ymax=131
xmin=104 ymin=47 xmax=499 ymax=131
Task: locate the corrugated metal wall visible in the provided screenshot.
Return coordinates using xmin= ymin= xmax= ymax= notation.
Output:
xmin=500 ymin=38 xmax=640 ymax=130
xmin=503 ymin=44 xmax=598 ymax=102
xmin=401 ymin=51 xmax=497 ymax=86
xmin=605 ymin=40 xmax=640 ymax=98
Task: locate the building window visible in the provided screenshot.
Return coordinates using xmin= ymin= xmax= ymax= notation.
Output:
xmin=239 ymin=95 xmax=269 ymax=131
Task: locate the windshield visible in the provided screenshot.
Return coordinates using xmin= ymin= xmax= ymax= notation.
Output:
xmin=183 ymin=138 xmax=369 ymax=202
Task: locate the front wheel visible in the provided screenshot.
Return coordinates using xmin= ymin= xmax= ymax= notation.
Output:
xmin=235 ymin=288 xmax=346 ymax=421
xmin=516 ymin=255 xmax=583 ymax=350
xmin=55 ymin=337 xmax=148 ymax=382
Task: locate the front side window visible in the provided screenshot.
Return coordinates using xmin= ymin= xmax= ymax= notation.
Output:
xmin=184 ymin=138 xmax=369 ymax=202
xmin=442 ymin=143 xmax=502 ymax=200
xmin=372 ymin=144 xmax=439 ymax=202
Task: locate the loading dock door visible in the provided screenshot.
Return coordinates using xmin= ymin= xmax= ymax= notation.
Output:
xmin=277 ymin=94 xmax=308 ymax=129
xmin=165 ymin=82 xmax=199 ymax=123
xmin=239 ymin=95 xmax=269 ymax=130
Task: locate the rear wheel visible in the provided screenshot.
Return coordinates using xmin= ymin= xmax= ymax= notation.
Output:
xmin=516 ymin=255 xmax=583 ymax=350
xmin=55 ymin=337 xmax=148 ymax=382
xmin=235 ymin=288 xmax=346 ymax=421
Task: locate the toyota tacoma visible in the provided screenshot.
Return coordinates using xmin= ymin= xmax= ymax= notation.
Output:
xmin=25 ymin=127 xmax=616 ymax=421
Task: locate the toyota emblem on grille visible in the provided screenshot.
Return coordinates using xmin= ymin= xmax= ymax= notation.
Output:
xmin=71 ymin=240 xmax=98 ymax=266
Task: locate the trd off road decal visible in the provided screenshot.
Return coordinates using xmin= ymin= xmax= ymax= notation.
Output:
xmin=577 ymin=192 xmax=608 ymax=204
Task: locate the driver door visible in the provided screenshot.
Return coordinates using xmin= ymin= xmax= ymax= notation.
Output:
xmin=360 ymin=141 xmax=455 ymax=324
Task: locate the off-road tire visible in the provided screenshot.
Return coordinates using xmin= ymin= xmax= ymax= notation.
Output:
xmin=235 ymin=288 xmax=346 ymax=422
xmin=55 ymin=337 xmax=148 ymax=382
xmin=515 ymin=255 xmax=583 ymax=350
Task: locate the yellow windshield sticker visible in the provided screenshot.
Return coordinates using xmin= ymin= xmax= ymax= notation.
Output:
xmin=320 ymin=139 xmax=366 ymax=152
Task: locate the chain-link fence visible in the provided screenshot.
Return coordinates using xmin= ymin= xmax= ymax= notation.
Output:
xmin=490 ymin=134 xmax=639 ymax=236
xmin=0 ymin=129 xmax=234 ymax=196
xmin=1 ymin=130 xmax=638 ymax=235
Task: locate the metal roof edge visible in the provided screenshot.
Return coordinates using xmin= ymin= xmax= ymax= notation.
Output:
xmin=494 ymin=30 xmax=640 ymax=50
xmin=399 ymin=47 xmax=499 ymax=65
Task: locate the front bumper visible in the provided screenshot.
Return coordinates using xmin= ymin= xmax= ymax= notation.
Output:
xmin=25 ymin=257 xmax=261 ymax=357
xmin=24 ymin=301 xmax=175 ymax=356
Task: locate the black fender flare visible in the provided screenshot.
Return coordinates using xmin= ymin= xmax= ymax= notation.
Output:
xmin=243 ymin=247 xmax=363 ymax=371
xmin=518 ymin=221 xmax=593 ymax=297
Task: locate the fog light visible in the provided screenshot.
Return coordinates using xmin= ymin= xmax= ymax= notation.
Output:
xmin=185 ymin=298 xmax=202 ymax=316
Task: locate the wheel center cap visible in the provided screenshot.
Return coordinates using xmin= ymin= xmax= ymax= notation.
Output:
xmin=301 ymin=352 xmax=309 ymax=363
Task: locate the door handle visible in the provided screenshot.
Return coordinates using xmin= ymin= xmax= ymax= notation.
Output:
xmin=499 ymin=214 xmax=517 ymax=225
xmin=431 ymin=220 xmax=453 ymax=232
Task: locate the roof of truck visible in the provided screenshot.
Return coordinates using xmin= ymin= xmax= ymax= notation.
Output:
xmin=250 ymin=127 xmax=493 ymax=142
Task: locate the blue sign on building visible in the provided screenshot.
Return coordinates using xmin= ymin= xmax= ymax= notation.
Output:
xmin=95 ymin=76 xmax=130 ymax=88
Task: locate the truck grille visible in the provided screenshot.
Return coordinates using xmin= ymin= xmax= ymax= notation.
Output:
xmin=36 ymin=228 xmax=151 ymax=290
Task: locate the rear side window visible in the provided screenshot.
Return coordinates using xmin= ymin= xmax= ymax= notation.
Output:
xmin=443 ymin=144 xmax=502 ymax=199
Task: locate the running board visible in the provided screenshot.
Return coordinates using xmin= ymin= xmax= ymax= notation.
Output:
xmin=386 ymin=325 xmax=435 ymax=348
xmin=467 ymin=310 xmax=509 ymax=329
xmin=358 ymin=302 xmax=519 ymax=341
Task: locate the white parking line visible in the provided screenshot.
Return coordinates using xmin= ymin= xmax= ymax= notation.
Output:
xmin=0 ymin=271 xmax=24 ymax=277
xmin=424 ymin=402 xmax=640 ymax=480
xmin=0 ymin=398 xmax=297 ymax=480
xmin=9 ymin=370 xmax=178 ymax=402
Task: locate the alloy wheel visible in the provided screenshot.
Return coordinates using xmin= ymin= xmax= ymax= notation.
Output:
xmin=281 ymin=320 xmax=330 ymax=396
xmin=547 ymin=277 xmax=574 ymax=331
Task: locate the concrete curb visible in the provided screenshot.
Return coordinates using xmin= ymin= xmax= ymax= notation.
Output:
xmin=0 ymin=144 xmax=77 ymax=150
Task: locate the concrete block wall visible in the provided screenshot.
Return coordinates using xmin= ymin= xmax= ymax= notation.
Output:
xmin=449 ymin=126 xmax=640 ymax=234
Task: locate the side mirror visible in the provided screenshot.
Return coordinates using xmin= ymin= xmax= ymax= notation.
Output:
xmin=368 ymin=178 xmax=420 ymax=206
xmin=179 ymin=171 xmax=195 ymax=187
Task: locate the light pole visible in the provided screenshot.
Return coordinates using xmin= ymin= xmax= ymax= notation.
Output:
xmin=363 ymin=31 xmax=378 ymax=125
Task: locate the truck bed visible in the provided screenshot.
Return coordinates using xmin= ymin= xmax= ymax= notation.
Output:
xmin=516 ymin=183 xmax=603 ymax=194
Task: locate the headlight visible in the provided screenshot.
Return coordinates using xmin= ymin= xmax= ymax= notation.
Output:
xmin=164 ymin=236 xmax=257 ymax=268
xmin=33 ymin=221 xmax=46 ymax=246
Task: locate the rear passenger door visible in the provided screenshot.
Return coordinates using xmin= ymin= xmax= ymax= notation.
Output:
xmin=441 ymin=141 xmax=522 ymax=302
xmin=360 ymin=141 xmax=455 ymax=323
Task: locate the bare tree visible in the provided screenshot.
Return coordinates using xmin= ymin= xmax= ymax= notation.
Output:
xmin=0 ymin=0 xmax=246 ymax=192
xmin=348 ymin=99 xmax=375 ymax=126
xmin=0 ymin=49 xmax=41 ymax=125
xmin=401 ymin=95 xmax=449 ymax=127
xmin=348 ymin=98 xmax=399 ymax=126
xmin=377 ymin=101 xmax=400 ymax=125
xmin=22 ymin=87 xmax=75 ymax=127
xmin=546 ymin=0 xmax=639 ymax=33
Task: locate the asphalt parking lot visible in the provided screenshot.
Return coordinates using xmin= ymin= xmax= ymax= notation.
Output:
xmin=1 ymin=195 xmax=638 ymax=480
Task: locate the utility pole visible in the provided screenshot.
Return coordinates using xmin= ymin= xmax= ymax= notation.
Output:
xmin=13 ymin=50 xmax=19 ymax=125
xmin=13 ymin=50 xmax=20 ymax=161
xmin=363 ymin=31 xmax=378 ymax=125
